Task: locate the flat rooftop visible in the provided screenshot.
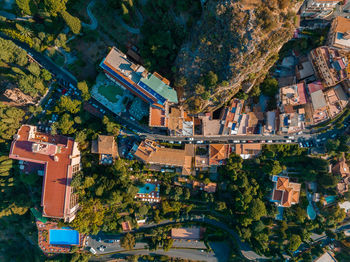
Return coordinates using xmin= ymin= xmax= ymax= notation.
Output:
xmin=9 ymin=125 xmax=79 ymax=220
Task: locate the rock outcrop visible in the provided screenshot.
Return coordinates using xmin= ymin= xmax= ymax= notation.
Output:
xmin=176 ymin=0 xmax=302 ymax=112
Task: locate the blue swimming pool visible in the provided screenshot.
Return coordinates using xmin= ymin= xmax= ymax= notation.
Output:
xmin=307 ymin=204 xmax=316 ymax=220
xmin=325 ymin=195 xmax=337 ymax=204
xmin=138 ymin=183 xmax=156 ymax=194
xmin=49 ymin=229 xmax=79 ymax=245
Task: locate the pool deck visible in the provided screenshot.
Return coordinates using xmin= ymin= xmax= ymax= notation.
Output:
xmin=36 ymin=221 xmax=86 ymax=255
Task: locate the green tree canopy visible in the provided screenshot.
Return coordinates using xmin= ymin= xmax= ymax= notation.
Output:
xmin=77 ymin=81 xmax=90 ymax=101
xmin=58 ymin=113 xmax=75 ymax=134
xmin=61 ymin=10 xmax=81 ymax=34
xmin=288 ymin=234 xmax=301 ymax=251
xmin=44 ymin=0 xmax=67 ymax=16
xmin=120 ymin=233 xmax=135 ymax=250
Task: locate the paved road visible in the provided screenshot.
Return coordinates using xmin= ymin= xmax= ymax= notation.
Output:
xmin=92 ymin=248 xmax=218 ymax=262
xmin=87 ymin=216 xmax=268 ymax=261
xmin=0 ymin=33 xmax=77 ymax=86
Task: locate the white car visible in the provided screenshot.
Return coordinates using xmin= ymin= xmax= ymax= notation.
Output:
xmin=233 ymin=140 xmax=240 ymax=143
xmin=267 ymin=140 xmax=273 ymax=143
xmin=196 ymin=140 xmax=204 ymax=144
xmin=286 ymin=140 xmax=292 ymax=143
xmin=89 ymin=247 xmax=97 ymax=254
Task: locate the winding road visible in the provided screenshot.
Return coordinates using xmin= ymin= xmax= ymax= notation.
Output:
xmin=89 ymin=216 xmax=268 ymax=261
xmin=82 ymin=0 xmax=98 ymax=31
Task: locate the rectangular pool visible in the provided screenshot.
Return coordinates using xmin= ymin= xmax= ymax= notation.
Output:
xmin=49 ymin=229 xmax=80 ymax=245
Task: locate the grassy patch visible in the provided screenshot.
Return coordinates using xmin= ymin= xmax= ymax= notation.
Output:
xmin=98 ymin=84 xmax=124 ymax=103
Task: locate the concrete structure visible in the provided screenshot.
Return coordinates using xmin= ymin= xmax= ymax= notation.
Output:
xmin=100 ymin=47 xmax=178 ymax=106
xmin=235 ymin=143 xmax=262 ymax=159
xmin=301 ymin=0 xmax=341 ymax=19
xmin=132 ymin=140 xmax=194 ymax=175
xmin=171 ymin=227 xmax=203 ymax=240
xmin=328 ymin=16 xmax=350 ymax=51
xmin=310 ymin=46 xmax=348 ymax=87
xmin=9 ymin=125 xmax=81 ymax=222
xmin=91 ymin=135 xmax=118 ymax=164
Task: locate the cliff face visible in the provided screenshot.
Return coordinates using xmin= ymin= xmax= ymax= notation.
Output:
xmin=176 ymin=0 xmax=302 ymax=113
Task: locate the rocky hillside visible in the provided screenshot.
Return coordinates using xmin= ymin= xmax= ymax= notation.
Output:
xmin=175 ymin=0 xmax=302 ymax=112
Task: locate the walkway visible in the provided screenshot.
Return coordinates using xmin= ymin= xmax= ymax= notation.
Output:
xmin=82 ymin=0 xmax=98 ymax=30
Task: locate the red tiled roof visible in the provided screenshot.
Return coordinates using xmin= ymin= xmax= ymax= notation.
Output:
xmin=297 ymin=82 xmax=307 ymax=104
xmin=9 ymin=126 xmax=79 ymax=220
xmin=272 ymin=176 xmax=301 ymax=207
xmin=308 ymin=81 xmax=323 ymax=94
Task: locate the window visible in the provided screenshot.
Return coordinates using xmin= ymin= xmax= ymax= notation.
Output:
xmin=72 ymin=164 xmax=80 ymax=174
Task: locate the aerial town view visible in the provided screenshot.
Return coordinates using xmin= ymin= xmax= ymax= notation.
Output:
xmin=2 ymin=0 xmax=350 ymax=261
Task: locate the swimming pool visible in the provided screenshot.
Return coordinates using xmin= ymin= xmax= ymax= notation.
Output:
xmin=138 ymin=183 xmax=156 ymax=194
xmin=307 ymin=204 xmax=316 ymax=220
xmin=49 ymin=229 xmax=80 ymax=245
xmin=325 ymin=195 xmax=337 ymax=204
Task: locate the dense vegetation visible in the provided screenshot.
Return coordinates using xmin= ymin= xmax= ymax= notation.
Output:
xmin=218 ymin=144 xmax=346 ymax=258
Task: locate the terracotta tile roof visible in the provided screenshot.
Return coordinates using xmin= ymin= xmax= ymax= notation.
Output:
xmin=333 ymin=16 xmax=350 ymax=33
xmin=276 ymin=177 xmax=289 ymax=191
xmin=272 ymin=176 xmax=301 ymax=207
xmin=121 ymin=221 xmax=132 ymax=232
xmin=94 ymin=135 xmax=118 ymax=155
xmin=149 ymin=106 xmax=168 ymax=127
xmin=134 ymin=139 xmax=193 ymax=172
xmin=9 ymin=125 xmax=80 ymax=221
xmin=209 ymin=144 xmax=230 ymax=165
xmin=235 ymin=143 xmax=262 ymax=156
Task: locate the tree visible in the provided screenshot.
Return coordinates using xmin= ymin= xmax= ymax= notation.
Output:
xmin=295 ymin=207 xmax=307 ymax=223
xmin=77 ymin=81 xmax=90 ymax=101
xmin=121 ymin=233 xmax=135 ymax=250
xmin=41 ymin=69 xmax=52 ymax=81
xmin=27 ymin=63 xmax=41 ymax=77
xmin=58 ymin=96 xmax=81 ymax=114
xmin=16 ymin=0 xmax=31 ymax=15
xmin=288 ymin=234 xmax=301 ymax=251
xmin=174 ymin=77 xmax=187 ymax=88
xmin=261 ymin=76 xmax=279 ymax=97
xmin=184 ymin=188 xmax=191 ymax=200
xmin=138 ymin=205 xmax=149 ymax=216
xmin=121 ymin=3 xmax=130 ymax=23
xmin=326 ymin=139 xmax=340 ymax=152
xmin=60 ymin=10 xmax=81 ymax=34
xmin=72 ymin=199 xmax=105 ymax=234
xmin=58 ymin=113 xmax=75 ymax=134
xmin=248 ymin=199 xmax=267 ymax=221
xmin=44 ymin=0 xmax=67 ymax=16
xmin=202 ymin=71 xmax=218 ymax=88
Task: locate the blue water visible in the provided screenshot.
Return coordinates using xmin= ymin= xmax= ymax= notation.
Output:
xmin=276 ymin=206 xmax=284 ymax=220
xmin=49 ymin=229 xmax=79 ymax=245
xmin=138 ymin=183 xmax=156 ymax=194
xmin=307 ymin=204 xmax=316 ymax=220
xmin=325 ymin=195 xmax=337 ymax=204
